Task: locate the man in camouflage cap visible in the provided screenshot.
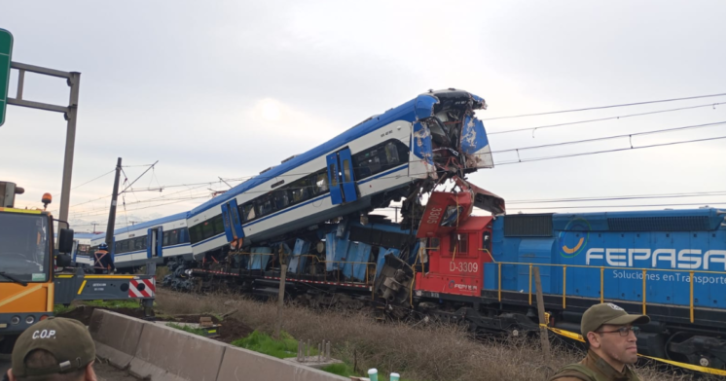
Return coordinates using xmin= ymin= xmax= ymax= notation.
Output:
xmin=549 ymin=303 xmax=650 ymax=381
xmin=5 ymin=317 xmax=97 ymax=381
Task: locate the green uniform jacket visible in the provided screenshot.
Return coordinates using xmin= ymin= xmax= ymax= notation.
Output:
xmin=549 ymin=350 xmax=642 ymax=381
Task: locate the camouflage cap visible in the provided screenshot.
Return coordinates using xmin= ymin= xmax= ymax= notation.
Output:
xmin=581 ymin=303 xmax=650 ymax=337
xmin=11 ymin=317 xmax=95 ymax=378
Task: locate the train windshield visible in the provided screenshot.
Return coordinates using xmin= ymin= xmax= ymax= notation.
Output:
xmin=0 ymin=212 xmax=50 ymax=283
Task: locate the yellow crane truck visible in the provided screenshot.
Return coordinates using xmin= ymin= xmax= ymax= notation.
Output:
xmin=0 ymin=181 xmax=155 ymax=354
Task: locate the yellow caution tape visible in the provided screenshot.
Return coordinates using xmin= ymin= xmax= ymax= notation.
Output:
xmin=540 ymin=324 xmax=726 ymax=376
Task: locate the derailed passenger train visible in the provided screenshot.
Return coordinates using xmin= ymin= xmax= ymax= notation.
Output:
xmin=185 ymin=89 xmax=501 ymax=262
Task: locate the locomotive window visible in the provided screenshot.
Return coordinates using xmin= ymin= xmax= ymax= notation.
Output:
xmin=353 ymin=139 xmax=409 ymax=180
xmin=342 ymin=159 xmax=352 ymax=183
xmin=449 ymin=233 xmax=468 ymax=254
xmin=429 ymin=237 xmax=440 ymax=250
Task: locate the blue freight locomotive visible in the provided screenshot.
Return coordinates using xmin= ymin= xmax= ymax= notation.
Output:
xmin=480 ymin=208 xmax=726 ymax=368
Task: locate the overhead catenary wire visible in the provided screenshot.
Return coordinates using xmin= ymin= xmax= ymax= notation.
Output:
xmin=488 ymin=101 xmax=726 ymax=136
xmin=505 ymin=190 xmax=726 ymax=204
xmin=496 ymin=135 xmax=726 ymax=165
xmin=509 ymin=201 xmax=726 ymax=210
xmin=71 ymin=169 xmax=116 ymax=190
xmin=492 ymin=120 xmax=726 ymax=154
xmin=482 ymin=92 xmax=726 ymax=121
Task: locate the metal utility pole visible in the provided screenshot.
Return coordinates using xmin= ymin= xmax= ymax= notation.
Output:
xmin=5 ymin=61 xmax=81 ymax=231
xmin=534 ymin=267 xmax=551 ymax=361
xmin=105 ymin=158 xmax=122 ymax=247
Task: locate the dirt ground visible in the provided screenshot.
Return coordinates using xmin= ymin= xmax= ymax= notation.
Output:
xmin=56 ymin=305 xmax=254 ymax=345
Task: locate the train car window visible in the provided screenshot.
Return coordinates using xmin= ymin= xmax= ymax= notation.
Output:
xmin=120 ymin=240 xmax=130 ymax=254
xmin=384 ymin=142 xmax=400 ymax=165
xmin=275 ymin=189 xmax=290 ymax=210
xmin=240 ymin=203 xmax=255 ymax=222
xmin=257 ymin=194 xmax=277 ymax=217
xmin=163 ymin=232 xmax=170 ymax=247
xmin=190 ymin=225 xmax=202 ymax=244
xmin=201 ymin=221 xmax=215 ymax=239
xmin=353 ymin=139 xmax=409 ymax=180
xmin=342 ymin=159 xmax=352 ymax=182
xmin=315 ymin=171 xmax=329 ymax=193
xmin=170 ymin=229 xmax=180 ymax=246
xmin=135 ymin=237 xmax=147 ymax=251
xmin=181 ymin=228 xmax=190 ymax=243
xmin=213 ymin=215 xmax=225 ymax=235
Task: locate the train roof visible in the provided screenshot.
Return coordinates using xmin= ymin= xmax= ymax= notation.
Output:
xmin=551 ymin=208 xmax=726 ymax=231
xmin=188 ymin=89 xmax=485 ymax=219
xmin=90 ymin=211 xmax=189 ymax=240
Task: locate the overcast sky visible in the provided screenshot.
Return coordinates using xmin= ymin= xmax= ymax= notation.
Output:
xmin=2 ymin=0 xmax=725 ymax=232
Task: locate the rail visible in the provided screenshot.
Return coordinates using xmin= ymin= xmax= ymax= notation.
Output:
xmin=492 ymin=261 xmax=726 ymax=323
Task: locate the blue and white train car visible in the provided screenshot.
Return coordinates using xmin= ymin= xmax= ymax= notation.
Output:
xmin=187 ymin=89 xmax=495 ymax=260
xmin=91 ymin=212 xmax=192 ymax=269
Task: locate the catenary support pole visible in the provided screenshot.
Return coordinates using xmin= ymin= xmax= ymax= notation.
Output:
xmin=534 ymin=266 xmax=551 ymax=361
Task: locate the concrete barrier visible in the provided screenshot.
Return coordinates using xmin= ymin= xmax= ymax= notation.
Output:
xmin=89 ymin=309 xmax=148 ymax=369
xmin=130 ymin=320 xmax=225 ymax=381
xmin=89 ymin=309 xmax=349 ymax=381
xmin=217 ymin=345 xmax=349 ymax=381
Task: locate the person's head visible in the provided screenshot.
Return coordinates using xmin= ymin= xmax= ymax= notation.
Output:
xmin=581 ymin=303 xmax=650 ymax=370
xmin=7 ymin=317 xmax=97 ymax=381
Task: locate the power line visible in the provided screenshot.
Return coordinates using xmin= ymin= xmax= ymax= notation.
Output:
xmin=71 ymin=169 xmax=115 ymax=190
xmin=492 ymin=120 xmax=726 ymax=154
xmin=488 ymin=101 xmax=726 ymax=136
xmin=509 ymin=201 xmax=726 ymax=210
xmin=506 ymin=190 xmax=726 ymax=204
xmin=482 ymin=92 xmax=726 ymax=121
xmin=496 ymin=135 xmax=726 ymax=165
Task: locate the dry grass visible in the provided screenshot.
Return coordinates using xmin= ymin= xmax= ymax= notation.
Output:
xmin=154 ymin=289 xmax=717 ymax=381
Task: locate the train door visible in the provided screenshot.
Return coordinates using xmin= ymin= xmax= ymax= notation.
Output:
xmin=146 ymin=227 xmax=163 ymax=259
xmin=221 ymin=199 xmax=245 ymax=242
xmin=326 ymin=152 xmax=343 ymax=205
xmin=326 ymin=148 xmax=358 ymax=205
xmin=337 ymin=148 xmax=358 ymax=203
